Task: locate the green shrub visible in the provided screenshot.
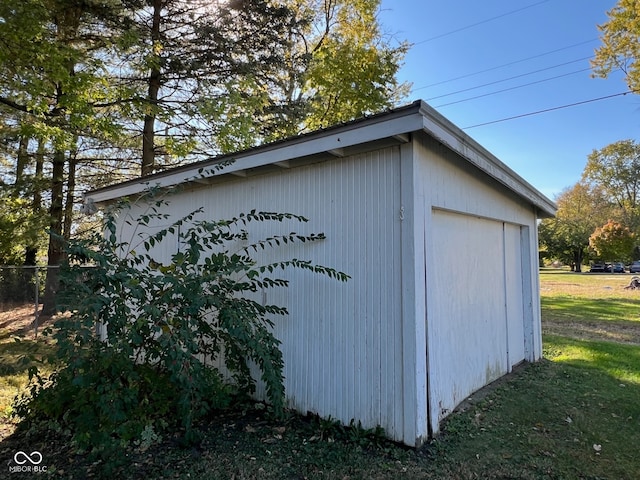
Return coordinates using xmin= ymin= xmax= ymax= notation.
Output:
xmin=13 ymin=192 xmax=348 ymax=457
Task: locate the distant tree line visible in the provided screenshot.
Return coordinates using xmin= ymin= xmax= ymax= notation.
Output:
xmin=539 ymin=141 xmax=640 ymax=271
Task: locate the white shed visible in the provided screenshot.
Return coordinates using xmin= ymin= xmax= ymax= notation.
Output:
xmin=85 ymin=100 xmax=556 ymax=447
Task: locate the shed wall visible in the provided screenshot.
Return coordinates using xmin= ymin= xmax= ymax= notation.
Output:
xmin=114 ymin=148 xmax=410 ymax=442
xmin=414 ymin=134 xmax=542 ymax=433
xmin=108 ymin=131 xmax=544 ymax=447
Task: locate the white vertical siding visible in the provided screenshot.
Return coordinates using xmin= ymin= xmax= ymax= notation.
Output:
xmin=426 ymin=215 xmax=532 ymax=428
xmin=115 ymin=148 xmax=408 ymax=441
xmin=415 ymin=133 xmax=542 ymax=434
xmin=111 ymin=130 xmax=545 ymax=447
xmin=427 ymin=210 xmax=510 ymax=425
xmin=399 ymin=141 xmax=429 ymax=445
xmin=525 ymin=224 xmax=543 ymax=361
xmin=504 ymin=223 xmax=525 ymax=368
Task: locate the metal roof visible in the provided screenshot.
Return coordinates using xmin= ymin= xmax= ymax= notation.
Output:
xmin=85 ymin=100 xmax=556 ymax=218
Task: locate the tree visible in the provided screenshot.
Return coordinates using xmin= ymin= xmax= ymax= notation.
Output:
xmin=200 ymin=0 xmax=411 ymax=152
xmin=538 ymin=183 xmax=612 ymax=271
xmin=0 ymin=0 xmax=409 ymax=312
xmin=589 ymin=220 xmax=636 ymax=262
xmin=592 ymin=0 xmax=640 ymax=91
xmin=300 ymin=0 xmax=410 ymax=131
xmin=0 ymin=192 xmax=46 ymax=265
xmin=105 ymin=0 xmax=303 ymax=173
xmin=582 ymin=140 xmax=640 ymax=232
xmin=0 ymin=0 xmax=127 ymax=311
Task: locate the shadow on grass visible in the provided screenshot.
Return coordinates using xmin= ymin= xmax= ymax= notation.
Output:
xmin=544 ymin=334 xmax=640 ymax=380
xmin=0 ymin=337 xmax=53 ymax=376
xmin=542 ymin=296 xmax=640 ymax=323
xmin=542 ymin=319 xmax=640 ymax=346
xmin=432 ymin=338 xmax=640 ymax=480
xmin=2 ymin=344 xmax=638 ymax=480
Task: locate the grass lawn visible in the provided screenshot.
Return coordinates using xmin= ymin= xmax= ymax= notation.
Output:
xmin=1 ymin=272 xmax=639 ymax=479
xmin=540 ymin=267 xmax=640 ymax=344
xmin=0 ymin=306 xmax=53 ymax=440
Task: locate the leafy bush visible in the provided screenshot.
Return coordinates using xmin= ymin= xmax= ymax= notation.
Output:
xmin=13 ymin=193 xmax=348 ymax=456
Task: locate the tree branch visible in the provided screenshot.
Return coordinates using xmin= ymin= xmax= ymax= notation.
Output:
xmin=0 ymin=96 xmax=29 ymax=113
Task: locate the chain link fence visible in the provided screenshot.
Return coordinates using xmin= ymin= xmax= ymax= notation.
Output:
xmin=0 ymin=266 xmax=58 ymax=336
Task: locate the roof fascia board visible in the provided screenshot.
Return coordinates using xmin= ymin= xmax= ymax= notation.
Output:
xmin=418 ymin=102 xmax=557 ymax=217
xmin=85 ymin=100 xmax=556 ymax=219
xmin=86 ymin=108 xmax=425 ymax=205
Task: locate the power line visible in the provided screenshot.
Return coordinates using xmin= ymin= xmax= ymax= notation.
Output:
xmin=462 ymin=91 xmax=632 ymax=129
xmin=414 ymin=0 xmax=552 ymax=45
xmin=426 ymin=56 xmax=593 ymax=101
xmin=435 ymin=67 xmax=592 ymax=108
xmin=413 ymin=39 xmax=598 ymax=91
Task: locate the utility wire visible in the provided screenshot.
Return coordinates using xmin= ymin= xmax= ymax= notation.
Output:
xmin=413 ymin=39 xmax=598 ymax=91
xmin=414 ymin=0 xmax=552 ymax=45
xmin=426 ymin=56 xmax=593 ymax=101
xmin=462 ymin=91 xmax=632 ymax=129
xmin=435 ymin=67 xmax=592 ymax=108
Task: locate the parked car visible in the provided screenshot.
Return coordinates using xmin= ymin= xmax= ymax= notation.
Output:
xmin=630 ymin=261 xmax=640 ymax=273
xmin=612 ymin=262 xmax=626 ymax=273
xmin=590 ymin=263 xmax=606 ymax=273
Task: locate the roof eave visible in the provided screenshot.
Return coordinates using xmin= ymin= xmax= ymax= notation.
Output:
xmin=85 ymin=100 xmax=556 ymax=219
xmin=418 ymin=101 xmax=557 ymax=218
xmin=85 ymin=101 xmax=426 ymax=205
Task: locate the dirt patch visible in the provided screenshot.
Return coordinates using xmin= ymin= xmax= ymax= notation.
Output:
xmin=0 ymin=305 xmax=36 ymax=332
xmin=542 ymin=319 xmax=640 ymax=345
xmin=0 ymin=305 xmax=55 ymax=441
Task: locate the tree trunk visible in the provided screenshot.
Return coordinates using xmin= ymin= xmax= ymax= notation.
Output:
xmin=141 ymin=0 xmax=162 ymax=176
xmin=42 ymin=149 xmax=65 ymax=315
xmin=573 ymin=250 xmax=583 ymax=273
xmin=25 ymin=140 xmax=45 ymax=267
xmin=41 ymin=2 xmax=79 ymax=313
xmin=14 ymin=136 xmax=29 ymax=192
xmin=63 ymin=149 xmax=77 ymax=240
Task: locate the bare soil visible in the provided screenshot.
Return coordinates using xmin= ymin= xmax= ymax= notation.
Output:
xmin=0 ymin=305 xmax=55 ymax=441
xmin=0 ymin=305 xmax=38 ymax=334
xmin=542 ymin=318 xmax=640 ymax=345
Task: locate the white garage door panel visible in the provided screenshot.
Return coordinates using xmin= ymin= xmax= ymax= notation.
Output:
xmin=504 ymin=223 xmax=525 ymax=367
xmin=429 ymin=210 xmax=509 ymax=421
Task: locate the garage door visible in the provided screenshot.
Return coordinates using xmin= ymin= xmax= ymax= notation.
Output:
xmin=427 ymin=210 xmax=525 ymax=425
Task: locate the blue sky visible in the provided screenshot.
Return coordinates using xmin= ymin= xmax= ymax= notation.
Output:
xmin=379 ymin=0 xmax=639 ymax=200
